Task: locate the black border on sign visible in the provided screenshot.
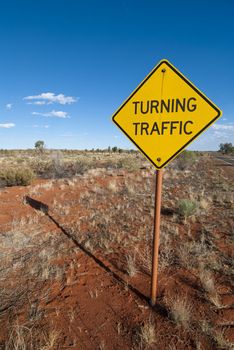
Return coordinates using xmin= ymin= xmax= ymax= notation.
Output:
xmin=112 ymin=59 xmax=222 ymax=169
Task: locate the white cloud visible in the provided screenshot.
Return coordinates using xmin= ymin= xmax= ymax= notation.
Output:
xmin=213 ymin=131 xmax=229 ymax=139
xmin=0 ymin=123 xmax=15 ymax=128
xmin=6 ymin=103 xmax=13 ymax=110
xmin=187 ymin=123 xmax=234 ymax=151
xmin=28 ymin=101 xmax=46 ymax=105
xmin=32 ymin=110 xmax=69 ymax=118
xmin=212 ymin=124 xmax=234 ymax=131
xmin=32 ymin=124 xmax=50 ymax=128
xmin=24 ymin=92 xmax=77 ymax=105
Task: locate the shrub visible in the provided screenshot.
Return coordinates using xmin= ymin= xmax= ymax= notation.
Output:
xmin=178 ymin=199 xmax=198 ymax=219
xmin=175 ymin=150 xmax=197 ymax=170
xmin=117 ymin=157 xmax=139 ymax=171
xmin=167 ymin=295 xmax=192 ymax=329
xmin=31 ymin=160 xmax=51 ymax=178
xmin=219 ymin=142 xmax=233 ymax=154
xmin=137 ymin=319 xmax=156 ymax=347
xmin=126 ymin=254 xmax=138 ymax=276
xmin=0 ymin=167 xmax=35 ymax=187
xmin=75 ymin=160 xmax=92 ymax=175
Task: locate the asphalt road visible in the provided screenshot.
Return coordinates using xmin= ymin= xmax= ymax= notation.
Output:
xmin=214 ymin=155 xmax=234 ymax=167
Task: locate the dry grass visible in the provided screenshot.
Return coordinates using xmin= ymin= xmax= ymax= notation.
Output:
xmin=41 ymin=329 xmax=60 ymax=350
xmin=213 ymin=329 xmax=233 ymax=350
xmin=126 ymin=253 xmax=138 ymax=277
xmin=5 ymin=324 xmax=32 ymax=350
xmin=89 ymin=289 xmax=99 ymax=299
xmin=0 ymin=217 xmax=70 ymax=347
xmin=0 ymin=151 xmax=233 ymax=349
xmin=199 ymin=267 xmax=216 ymax=295
xmin=107 ymin=179 xmax=118 ymax=193
xmin=199 ymin=266 xmax=224 ymax=308
xmin=5 ymin=322 xmax=60 ymax=350
xmin=137 ymin=319 xmax=157 ymax=348
xmin=138 ymin=246 xmax=152 ymax=275
xmin=0 ymin=149 xmax=141 ymax=182
xmin=166 ymin=295 xmax=193 ymax=329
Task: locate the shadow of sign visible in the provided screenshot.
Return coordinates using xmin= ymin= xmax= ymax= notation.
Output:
xmin=25 ymin=196 xmax=168 ymax=314
xmin=25 ymin=196 xmax=49 ymax=214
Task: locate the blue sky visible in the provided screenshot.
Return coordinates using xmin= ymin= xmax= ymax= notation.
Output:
xmin=0 ymin=0 xmax=233 ymax=150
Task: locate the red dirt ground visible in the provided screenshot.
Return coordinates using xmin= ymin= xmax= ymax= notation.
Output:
xmin=0 ymin=157 xmax=233 ymax=349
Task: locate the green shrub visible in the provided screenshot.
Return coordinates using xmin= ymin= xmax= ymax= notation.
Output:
xmin=178 ymin=199 xmax=198 ymax=219
xmin=219 ymin=142 xmax=233 ymax=154
xmin=0 ymin=167 xmax=35 ymax=187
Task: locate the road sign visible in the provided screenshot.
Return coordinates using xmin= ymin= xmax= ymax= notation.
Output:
xmin=112 ymin=59 xmax=222 ymax=169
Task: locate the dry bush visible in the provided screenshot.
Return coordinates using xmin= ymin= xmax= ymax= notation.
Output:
xmin=137 ymin=319 xmax=156 ymax=348
xmin=199 ymin=266 xmax=223 ymax=308
xmin=177 ymin=237 xmax=207 ymax=269
xmin=30 ymin=155 xmax=94 ymax=179
xmin=75 ymin=159 xmax=92 ymax=175
xmin=176 ymin=243 xmax=192 ymax=269
xmin=124 ymin=180 xmax=135 ymax=195
xmin=159 ymin=246 xmax=174 ymax=272
xmin=208 ymin=293 xmax=223 ymax=309
xmin=199 ymin=267 xmax=215 ymax=294
xmin=5 ymin=324 xmax=60 ymax=350
xmin=138 ymin=246 xmax=152 ymax=274
xmin=174 ymin=151 xmax=197 ymax=170
xmin=40 ymin=329 xmax=60 ymax=350
xmin=199 ymin=321 xmax=233 ymax=349
xmin=199 ymin=198 xmax=211 ymax=210
xmin=126 ymin=253 xmax=138 ymax=277
xmin=157 ymin=224 xmax=176 ymax=272
xmin=0 ymin=167 xmax=35 ymax=187
xmin=138 ymin=244 xmax=173 ymax=275
xmin=213 ymin=329 xmax=233 ymax=350
xmin=177 ymin=231 xmax=223 ymax=276
xmin=166 ymin=294 xmax=193 ymax=329
xmin=5 ymin=324 xmax=33 ymax=350
xmin=30 ymin=160 xmax=52 ymax=178
xmin=117 ymin=157 xmax=140 ymax=171
xmin=107 ymin=180 xmax=118 ymax=193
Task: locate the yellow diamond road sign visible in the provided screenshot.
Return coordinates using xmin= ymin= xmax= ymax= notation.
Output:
xmin=112 ymin=59 xmax=222 ymax=169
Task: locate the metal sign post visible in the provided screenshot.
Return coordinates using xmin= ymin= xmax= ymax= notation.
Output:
xmin=150 ymin=169 xmax=163 ymax=306
xmin=111 ymin=59 xmax=222 ymax=306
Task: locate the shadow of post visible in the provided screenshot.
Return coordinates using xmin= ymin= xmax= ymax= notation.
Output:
xmin=25 ymin=195 xmax=167 ymax=316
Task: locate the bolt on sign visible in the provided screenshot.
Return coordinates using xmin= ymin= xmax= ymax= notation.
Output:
xmin=112 ymin=59 xmax=222 ymax=169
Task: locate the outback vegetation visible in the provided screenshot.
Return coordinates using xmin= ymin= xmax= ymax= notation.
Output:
xmin=0 ymin=148 xmax=233 ymax=349
xmin=219 ymin=143 xmax=234 ymax=155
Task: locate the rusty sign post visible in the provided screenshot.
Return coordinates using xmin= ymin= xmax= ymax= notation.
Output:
xmin=112 ymin=59 xmax=222 ymax=304
xmin=150 ymin=169 xmax=163 ymax=305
